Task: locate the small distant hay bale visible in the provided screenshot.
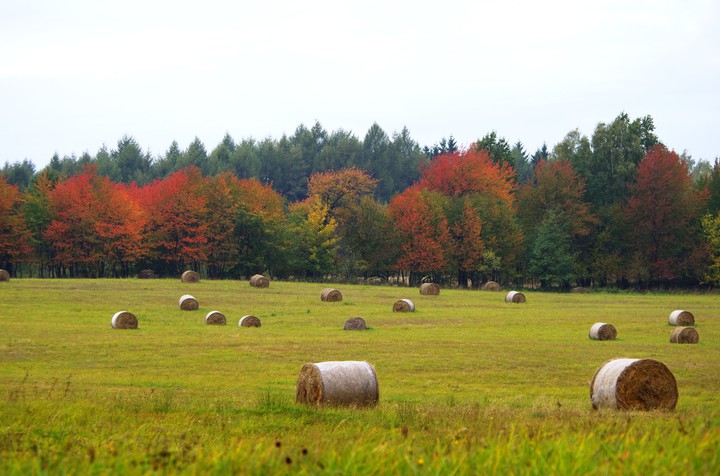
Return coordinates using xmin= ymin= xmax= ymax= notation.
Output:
xmin=296 ymin=361 xmax=379 ymax=407
xmin=344 ymin=317 xmax=367 ymax=330
xmin=572 ymin=286 xmax=589 ymax=293
xmin=482 ymin=281 xmax=502 ymax=291
xmin=238 ymin=315 xmax=261 ymax=327
xmin=179 ymin=294 xmax=199 ymax=311
xmin=111 ymin=311 xmax=138 ymax=330
xmin=589 ymin=322 xmax=617 ymax=341
xmin=321 ymin=288 xmax=343 ymax=302
xmin=181 ymin=270 xmax=200 ymax=283
xmin=138 ymin=269 xmax=155 ymax=279
xmin=204 ymin=311 xmax=226 ymax=326
xmin=670 ymin=326 xmax=699 ymax=344
xmin=590 ymin=358 xmax=678 ymax=411
xmin=505 ymin=291 xmax=526 ymax=303
xmin=392 ymin=299 xmax=415 ymax=312
xmin=249 ymin=274 xmax=270 ymax=288
xmin=668 ymin=310 xmax=694 ymax=326
xmin=0 ymin=269 xmax=9 ymax=282
xmin=419 ymin=283 xmax=440 ymax=295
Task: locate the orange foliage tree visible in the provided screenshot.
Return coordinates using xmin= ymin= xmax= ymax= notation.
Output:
xmin=0 ymin=175 xmax=32 ymax=274
xmin=44 ymin=166 xmax=146 ymax=276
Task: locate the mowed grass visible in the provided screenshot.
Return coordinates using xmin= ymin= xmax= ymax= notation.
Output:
xmin=0 ymin=279 xmax=718 ymax=475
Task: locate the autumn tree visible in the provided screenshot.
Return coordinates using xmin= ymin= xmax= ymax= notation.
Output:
xmin=44 ymin=166 xmax=146 ymax=277
xmin=388 ymin=186 xmax=450 ymax=281
xmin=138 ymin=167 xmax=208 ymax=275
xmin=0 ymin=175 xmax=32 ymax=274
xmin=624 ymin=145 xmax=708 ymax=284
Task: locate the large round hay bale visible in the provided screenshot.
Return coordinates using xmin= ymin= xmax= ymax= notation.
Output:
xmin=179 ymin=294 xmax=199 ymax=311
xmin=138 ymin=269 xmax=155 ymax=279
xmin=572 ymin=286 xmax=589 ymax=293
xmin=668 ymin=310 xmax=694 ymax=326
xmin=321 ymin=288 xmax=343 ymax=302
xmin=204 ymin=311 xmax=226 ymax=326
xmin=344 ymin=317 xmax=367 ymax=330
xmin=0 ymin=269 xmax=10 ymax=282
xmin=419 ymin=283 xmax=440 ymax=295
xmin=296 ymin=361 xmax=379 ymax=407
xmin=589 ymin=322 xmax=617 ymax=341
xmin=505 ymin=291 xmax=526 ymax=303
xmin=249 ymin=274 xmax=270 ymax=288
xmin=482 ymin=281 xmax=501 ymax=291
xmin=111 ymin=311 xmax=138 ymax=330
xmin=238 ymin=315 xmax=261 ymax=327
xmin=181 ymin=270 xmax=200 ymax=283
xmin=392 ymin=299 xmax=415 ymax=312
xmin=590 ymin=358 xmax=678 ymax=411
xmin=670 ymin=326 xmax=699 ymax=344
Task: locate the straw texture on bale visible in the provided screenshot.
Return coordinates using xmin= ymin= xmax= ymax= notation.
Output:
xmin=505 ymin=291 xmax=526 ymax=303
xmin=296 ymin=361 xmax=379 ymax=407
xmin=204 ymin=311 xmax=227 ymax=326
xmin=393 ymin=299 xmax=415 ymax=312
xmin=344 ymin=317 xmax=367 ymax=330
xmin=111 ymin=311 xmax=138 ymax=329
xmin=572 ymin=286 xmax=590 ymax=293
xmin=181 ymin=270 xmax=200 ymax=283
xmin=249 ymin=274 xmax=270 ymax=288
xmin=670 ymin=326 xmax=699 ymax=344
xmin=482 ymin=281 xmax=501 ymax=291
xmin=590 ymin=358 xmax=678 ymax=411
xmin=668 ymin=310 xmax=694 ymax=326
xmin=320 ymin=288 xmax=343 ymax=302
xmin=589 ymin=322 xmax=617 ymax=341
xmin=179 ymin=294 xmax=199 ymax=311
xmin=138 ymin=269 xmax=155 ymax=279
xmin=238 ymin=315 xmax=261 ymax=327
xmin=419 ymin=283 xmax=440 ymax=295
xmin=0 ymin=269 xmax=9 ymax=282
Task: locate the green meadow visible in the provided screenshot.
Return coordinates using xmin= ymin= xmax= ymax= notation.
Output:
xmin=1 ymin=279 xmax=718 ymax=475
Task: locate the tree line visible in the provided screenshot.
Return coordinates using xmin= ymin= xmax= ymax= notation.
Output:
xmin=2 ymin=113 xmax=720 ymax=289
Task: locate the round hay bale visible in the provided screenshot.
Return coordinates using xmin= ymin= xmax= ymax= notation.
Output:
xmin=344 ymin=317 xmax=367 ymax=331
xmin=670 ymin=326 xmax=699 ymax=344
xmin=138 ymin=269 xmax=155 ymax=279
xmin=204 ymin=311 xmax=226 ymax=326
xmin=392 ymin=299 xmax=415 ymax=312
xmin=295 ymin=361 xmax=379 ymax=407
xmin=179 ymin=294 xmax=199 ymax=311
xmin=482 ymin=281 xmax=501 ymax=291
xmin=505 ymin=291 xmax=526 ymax=303
xmin=589 ymin=322 xmax=617 ymax=341
xmin=181 ymin=270 xmax=200 ymax=283
xmin=419 ymin=283 xmax=440 ymax=295
xmin=572 ymin=286 xmax=589 ymax=293
xmin=238 ymin=315 xmax=261 ymax=327
xmin=668 ymin=310 xmax=694 ymax=326
xmin=249 ymin=274 xmax=270 ymax=288
xmin=111 ymin=311 xmax=138 ymax=330
xmin=590 ymin=358 xmax=678 ymax=411
xmin=320 ymin=288 xmax=343 ymax=302
xmin=0 ymin=269 xmax=10 ymax=282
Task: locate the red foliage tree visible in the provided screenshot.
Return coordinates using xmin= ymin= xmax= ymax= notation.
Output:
xmin=0 ymin=175 xmax=32 ymax=272
xmin=625 ymin=145 xmax=708 ymax=282
xmin=388 ymin=186 xmax=450 ymax=273
xmin=44 ymin=166 xmax=146 ymax=276
xmin=137 ymin=167 xmax=208 ymax=273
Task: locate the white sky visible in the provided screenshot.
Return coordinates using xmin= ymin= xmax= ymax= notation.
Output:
xmin=1 ymin=0 xmax=719 ymax=169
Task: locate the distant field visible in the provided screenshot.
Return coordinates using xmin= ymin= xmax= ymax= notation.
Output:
xmin=1 ymin=279 xmax=718 ymax=474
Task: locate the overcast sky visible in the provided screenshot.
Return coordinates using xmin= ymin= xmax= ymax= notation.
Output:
xmin=2 ymin=0 xmax=718 ymax=170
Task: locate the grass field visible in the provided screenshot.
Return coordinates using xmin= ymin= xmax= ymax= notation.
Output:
xmin=1 ymin=279 xmax=718 ymax=475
